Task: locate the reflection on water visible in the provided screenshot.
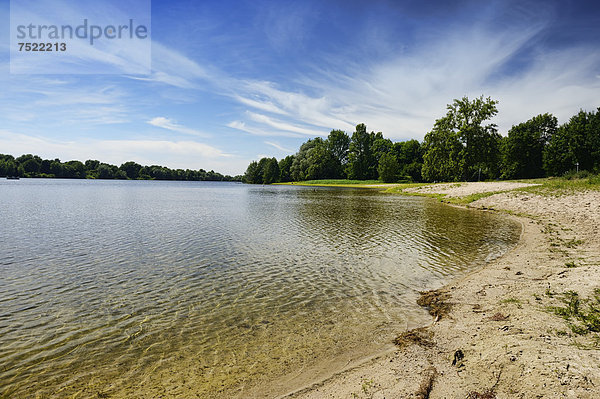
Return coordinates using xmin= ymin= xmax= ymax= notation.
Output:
xmin=0 ymin=180 xmax=520 ymax=398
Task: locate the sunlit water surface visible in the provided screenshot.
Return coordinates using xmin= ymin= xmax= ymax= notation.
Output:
xmin=0 ymin=179 xmax=520 ymax=398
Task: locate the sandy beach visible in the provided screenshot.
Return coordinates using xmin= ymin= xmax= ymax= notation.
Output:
xmin=281 ymin=182 xmax=600 ymax=399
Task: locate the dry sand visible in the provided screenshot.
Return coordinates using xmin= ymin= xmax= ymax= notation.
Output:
xmin=404 ymin=181 xmax=540 ymax=197
xmin=280 ymin=183 xmax=600 ymax=399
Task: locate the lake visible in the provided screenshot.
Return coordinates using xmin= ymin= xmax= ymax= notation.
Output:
xmin=0 ymin=179 xmax=520 ymax=398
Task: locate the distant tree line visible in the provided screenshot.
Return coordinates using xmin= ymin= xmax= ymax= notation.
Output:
xmin=0 ymin=154 xmax=242 ymax=182
xmin=244 ymin=96 xmax=600 ymax=184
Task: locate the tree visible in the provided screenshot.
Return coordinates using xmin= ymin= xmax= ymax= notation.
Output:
xmin=96 ymin=164 xmax=115 ymax=179
xmin=64 ymin=160 xmax=86 ymax=178
xmin=326 ymin=129 xmax=350 ymax=177
xmin=278 ymin=155 xmax=295 ymax=182
xmin=346 ymin=123 xmax=377 ymax=180
xmin=422 ymin=95 xmax=500 ymax=181
xmin=422 ymin=125 xmax=463 ymax=182
xmin=0 ymin=159 xmax=17 ymax=176
xmin=378 ymin=152 xmax=400 ymax=183
xmin=120 ymin=161 xmax=143 ymax=179
xmin=262 ymin=157 xmax=280 ymax=184
xmin=544 ymin=108 xmax=600 ymax=176
xmin=17 ymin=154 xmax=43 ymax=176
xmin=244 ymin=161 xmax=261 ymax=184
xmin=394 ymin=140 xmax=424 ymax=182
xmin=49 ymin=160 xmax=63 ymax=177
xmin=501 ymin=113 xmax=557 ymax=179
xmin=290 ymin=138 xmax=338 ymax=181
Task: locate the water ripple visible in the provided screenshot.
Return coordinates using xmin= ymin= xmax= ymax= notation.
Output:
xmin=0 ymin=180 xmax=520 ymax=398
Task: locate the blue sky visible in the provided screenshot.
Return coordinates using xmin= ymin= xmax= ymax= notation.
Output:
xmin=1 ymin=0 xmax=599 ymax=175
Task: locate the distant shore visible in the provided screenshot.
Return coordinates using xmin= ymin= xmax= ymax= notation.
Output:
xmin=278 ymin=180 xmax=600 ymax=398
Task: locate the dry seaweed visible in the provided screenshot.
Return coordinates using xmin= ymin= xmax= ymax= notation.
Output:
xmin=487 ymin=312 xmax=509 ymax=321
xmin=466 ymin=390 xmax=496 ymax=399
xmin=393 ymin=327 xmax=434 ymax=349
xmin=417 ymin=290 xmax=452 ymax=320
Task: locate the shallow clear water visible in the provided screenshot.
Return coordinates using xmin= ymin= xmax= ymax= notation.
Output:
xmin=0 ymin=179 xmax=520 ymax=398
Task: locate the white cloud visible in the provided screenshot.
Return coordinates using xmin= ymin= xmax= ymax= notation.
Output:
xmin=0 ymin=130 xmax=243 ymax=174
xmin=264 ymin=141 xmax=293 ymax=153
xmin=246 ymin=111 xmax=325 ymax=136
xmin=147 ymin=117 xmax=211 ymax=138
xmin=228 ymin=23 xmax=600 ymax=140
xmin=227 ymin=120 xmax=303 ymax=138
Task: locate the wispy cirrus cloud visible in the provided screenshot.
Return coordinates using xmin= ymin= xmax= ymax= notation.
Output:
xmin=227 ymin=120 xmax=302 ymax=138
xmin=141 ymin=7 xmax=599 ymax=143
xmin=264 ymin=141 xmax=293 ymax=153
xmin=147 ymin=117 xmax=211 ymax=138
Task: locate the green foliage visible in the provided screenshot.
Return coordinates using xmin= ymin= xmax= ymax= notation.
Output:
xmin=394 ymin=140 xmax=423 ymax=182
xmin=278 ymin=155 xmax=294 ymax=182
xmin=242 ymin=100 xmax=598 ymax=184
xmin=290 ymin=138 xmax=339 ymax=181
xmin=244 ymin=157 xmax=282 ymax=184
xmin=120 ymin=161 xmax=143 ymax=179
xmin=377 ymin=152 xmax=400 ymax=183
xmin=502 ymin=113 xmax=557 ymax=179
xmin=0 ymin=153 xmax=239 ymax=182
xmin=547 ymin=289 xmax=600 ymax=337
xmin=544 ymin=108 xmax=600 ymax=176
xmin=422 ymin=126 xmax=463 ymax=182
xmin=326 ymin=129 xmax=350 ymax=175
xmin=244 ymin=161 xmax=261 ymax=184
xmin=422 ymin=95 xmax=500 ymax=182
xmin=262 ymin=157 xmax=280 ymax=184
xmin=346 ymin=124 xmax=378 ymax=180
xmin=286 ymin=179 xmax=382 ymax=186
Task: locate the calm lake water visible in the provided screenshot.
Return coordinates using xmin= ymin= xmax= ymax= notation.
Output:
xmin=0 ymin=179 xmax=520 ymax=398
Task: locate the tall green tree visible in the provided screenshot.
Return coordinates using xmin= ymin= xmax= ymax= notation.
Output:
xmin=394 ymin=140 xmax=423 ymax=182
xmin=0 ymin=158 xmax=17 ymax=176
xmin=291 ymin=138 xmax=338 ymax=181
xmin=346 ymin=123 xmax=377 ymax=180
xmin=244 ymin=161 xmax=261 ymax=183
xmin=377 ymin=152 xmax=400 ymax=183
xmin=262 ymin=157 xmax=280 ymax=184
xmin=278 ymin=155 xmax=295 ymax=182
xmin=422 ymin=125 xmax=463 ymax=182
xmin=501 ymin=113 xmax=557 ymax=179
xmin=326 ymin=129 xmax=350 ymax=178
xmin=544 ymin=108 xmax=600 ymax=175
xmin=422 ymin=95 xmax=500 ymax=181
xmin=120 ymin=161 xmax=143 ymax=179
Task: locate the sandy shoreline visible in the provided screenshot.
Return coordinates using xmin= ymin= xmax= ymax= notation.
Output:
xmin=279 ymin=182 xmax=600 ymax=398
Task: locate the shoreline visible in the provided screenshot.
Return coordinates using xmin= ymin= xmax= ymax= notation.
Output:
xmin=279 ymin=182 xmax=600 ymax=398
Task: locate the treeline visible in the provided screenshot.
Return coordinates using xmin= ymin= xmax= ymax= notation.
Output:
xmin=244 ymin=96 xmax=600 ymax=184
xmin=244 ymin=126 xmax=424 ymax=184
xmin=0 ymin=154 xmax=242 ymax=182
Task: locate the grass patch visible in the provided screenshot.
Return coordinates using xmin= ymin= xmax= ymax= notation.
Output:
xmin=500 ymin=298 xmax=521 ymax=305
xmin=293 ymin=179 xmax=383 ymax=185
xmin=564 ymin=261 xmax=579 ymax=268
xmin=445 ymin=191 xmax=502 ymax=205
xmin=277 ymin=179 xmax=394 ymax=188
xmin=547 ymin=289 xmax=600 ymax=337
xmin=564 ymin=238 xmax=583 ymax=248
xmin=515 ymin=174 xmax=600 ymax=196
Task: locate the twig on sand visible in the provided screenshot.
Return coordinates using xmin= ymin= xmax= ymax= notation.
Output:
xmin=415 ymin=366 xmax=437 ymax=399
